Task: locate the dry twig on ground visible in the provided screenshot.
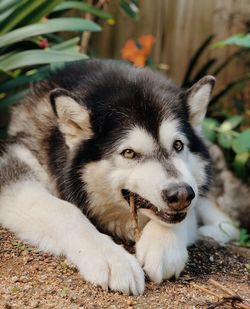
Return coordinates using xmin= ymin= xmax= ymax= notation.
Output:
xmin=191 ymin=279 xmax=250 ymax=309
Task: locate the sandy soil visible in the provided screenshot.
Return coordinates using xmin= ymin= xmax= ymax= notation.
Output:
xmin=0 ymin=227 xmax=249 ymax=309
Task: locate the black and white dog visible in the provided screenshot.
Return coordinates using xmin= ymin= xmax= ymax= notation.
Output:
xmin=0 ymin=61 xmax=239 ymax=295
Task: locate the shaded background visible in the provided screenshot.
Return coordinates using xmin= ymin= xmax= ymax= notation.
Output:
xmin=0 ymin=0 xmax=249 ymax=187
xmin=92 ymin=0 xmax=250 ymax=90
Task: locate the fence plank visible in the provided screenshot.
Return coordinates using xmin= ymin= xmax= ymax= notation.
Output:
xmin=92 ymin=0 xmax=250 ymax=88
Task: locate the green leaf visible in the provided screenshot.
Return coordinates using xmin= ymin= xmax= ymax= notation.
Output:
xmin=209 ymin=74 xmax=250 ymax=107
xmin=232 ymin=129 xmax=250 ymax=154
xmin=0 ymin=0 xmax=18 ymax=14
xmin=51 ymin=37 xmax=80 ymax=51
xmin=211 ymin=50 xmax=245 ymax=76
xmin=120 ymin=0 xmax=140 ymax=19
xmin=0 ymin=0 xmax=47 ymax=34
xmin=0 ymin=66 xmax=51 ymax=92
xmin=189 ymin=58 xmax=217 ymax=85
xmin=202 ymin=118 xmax=219 ymax=142
xmin=233 ymin=152 xmax=250 ymax=179
xmin=219 ymin=115 xmax=243 ymax=132
xmin=0 ymin=2 xmax=20 ymax=24
xmin=213 ymin=33 xmax=250 ymax=49
xmin=182 ymin=34 xmax=214 ymax=87
xmin=0 ymin=68 xmax=15 ymax=78
xmin=0 ymin=18 xmax=101 ymax=49
xmin=18 ymin=0 xmax=63 ymax=27
xmin=0 ymin=88 xmax=30 ymax=109
xmin=0 ymin=49 xmax=88 ymax=71
xmin=53 ymin=1 xmax=112 ymax=19
xmin=239 ymin=228 xmax=250 ymax=247
xmin=218 ymin=131 xmax=234 ymax=149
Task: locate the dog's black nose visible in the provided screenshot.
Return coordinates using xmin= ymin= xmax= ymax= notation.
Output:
xmin=162 ymin=184 xmax=195 ymax=211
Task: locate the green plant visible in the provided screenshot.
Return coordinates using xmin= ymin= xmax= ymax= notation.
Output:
xmin=119 ymin=0 xmax=140 ymax=19
xmin=213 ymin=33 xmax=250 ymax=49
xmin=202 ymin=34 xmax=250 ymax=184
xmin=0 ymin=0 xmax=114 ymax=114
xmin=0 ymin=1 xmax=141 ymax=137
xmin=239 ymin=228 xmax=250 ymax=247
xmin=181 ymin=34 xmax=250 ymax=105
xmin=183 ymin=33 xmax=249 ymax=184
xmin=203 ymin=116 xmax=250 ymax=183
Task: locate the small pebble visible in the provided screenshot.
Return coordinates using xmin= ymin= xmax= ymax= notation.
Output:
xmin=209 ymin=255 xmax=214 ymax=262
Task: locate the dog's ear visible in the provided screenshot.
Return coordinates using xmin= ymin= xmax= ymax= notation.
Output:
xmin=50 ymin=88 xmax=92 ymax=148
xmin=185 ymin=76 xmax=215 ymax=131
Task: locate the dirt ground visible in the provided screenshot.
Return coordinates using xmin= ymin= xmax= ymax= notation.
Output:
xmin=0 ymin=227 xmax=249 ymax=309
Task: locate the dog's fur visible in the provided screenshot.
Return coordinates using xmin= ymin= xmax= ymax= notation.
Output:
xmin=0 ymin=60 xmax=239 ymax=295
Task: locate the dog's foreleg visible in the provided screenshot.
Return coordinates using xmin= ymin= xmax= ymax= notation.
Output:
xmin=0 ymin=180 xmax=144 ymax=295
xmin=136 ymin=209 xmax=197 ymax=283
xmin=196 ymin=196 xmax=239 ymax=243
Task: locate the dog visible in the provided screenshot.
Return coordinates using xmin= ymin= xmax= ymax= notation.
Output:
xmin=0 ymin=60 xmax=239 ymax=295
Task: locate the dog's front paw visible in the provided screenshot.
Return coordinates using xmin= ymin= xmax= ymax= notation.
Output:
xmin=198 ymin=222 xmax=239 ymax=244
xmin=136 ymin=221 xmax=188 ymax=283
xmin=76 ymin=235 xmax=145 ymax=295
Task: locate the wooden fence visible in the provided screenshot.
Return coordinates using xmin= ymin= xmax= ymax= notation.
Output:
xmin=92 ymin=0 xmax=250 ymax=90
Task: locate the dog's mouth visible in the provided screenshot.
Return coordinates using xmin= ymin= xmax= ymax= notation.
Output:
xmin=121 ymin=189 xmax=187 ymax=224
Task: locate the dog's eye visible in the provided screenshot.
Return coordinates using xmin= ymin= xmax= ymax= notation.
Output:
xmin=173 ymin=140 xmax=184 ymax=152
xmin=121 ymin=149 xmax=137 ymax=159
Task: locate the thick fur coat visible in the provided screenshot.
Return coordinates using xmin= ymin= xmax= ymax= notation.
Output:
xmin=0 ymin=61 xmax=239 ymax=295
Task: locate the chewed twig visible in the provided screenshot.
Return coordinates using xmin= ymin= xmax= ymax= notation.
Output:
xmin=129 ymin=192 xmax=141 ymax=241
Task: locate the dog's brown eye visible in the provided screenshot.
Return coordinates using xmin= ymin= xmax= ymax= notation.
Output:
xmin=173 ymin=140 xmax=184 ymax=152
xmin=122 ymin=149 xmax=137 ymax=159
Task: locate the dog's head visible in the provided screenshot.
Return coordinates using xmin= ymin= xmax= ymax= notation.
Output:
xmin=49 ymin=61 xmax=214 ymax=225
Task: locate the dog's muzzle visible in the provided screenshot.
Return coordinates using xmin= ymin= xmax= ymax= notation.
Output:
xmin=122 ymin=184 xmax=195 ymax=224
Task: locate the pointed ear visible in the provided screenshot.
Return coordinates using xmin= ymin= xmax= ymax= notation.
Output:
xmin=50 ymin=88 xmax=92 ymax=148
xmin=186 ymin=76 xmax=216 ymax=130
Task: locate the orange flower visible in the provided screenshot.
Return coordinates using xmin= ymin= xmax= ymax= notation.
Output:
xmin=139 ymin=35 xmax=155 ymax=53
xmin=121 ymin=34 xmax=155 ymax=67
xmin=132 ymin=53 xmax=147 ymax=67
xmin=121 ymin=40 xmax=138 ymax=60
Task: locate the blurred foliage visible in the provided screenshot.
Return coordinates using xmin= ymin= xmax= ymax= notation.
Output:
xmin=0 ymin=1 xmax=249 ymax=185
xmin=203 ymin=116 xmax=250 ymax=183
xmin=239 ymin=228 xmax=250 ymax=247
xmin=181 ymin=34 xmax=250 ymax=100
xmin=201 ymin=33 xmax=250 ymax=184
xmin=213 ymin=33 xmax=250 ymax=49
xmin=0 ymin=0 xmax=109 ymax=115
xmin=0 ymin=0 xmax=139 ymax=137
xmin=119 ymin=0 xmax=140 ymax=19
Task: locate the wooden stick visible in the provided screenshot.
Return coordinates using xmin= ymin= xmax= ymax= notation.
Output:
xmin=129 ymin=193 xmax=141 ymax=241
xmin=207 ymin=297 xmax=250 ymax=309
xmin=208 ymin=279 xmax=235 ymax=296
xmin=190 ymin=282 xmax=221 ymax=299
xmin=80 ymin=0 xmax=110 ymax=53
xmin=191 ymin=280 xmax=250 ymax=309
xmin=235 ymin=303 xmax=250 ymax=309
